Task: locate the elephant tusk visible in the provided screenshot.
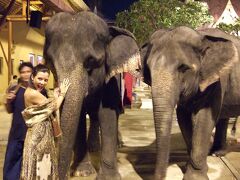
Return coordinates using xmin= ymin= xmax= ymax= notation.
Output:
xmin=192 ymin=64 xmax=197 ymax=71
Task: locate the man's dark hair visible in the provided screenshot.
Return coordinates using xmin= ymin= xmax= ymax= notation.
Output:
xmin=18 ymin=62 xmax=33 ymax=72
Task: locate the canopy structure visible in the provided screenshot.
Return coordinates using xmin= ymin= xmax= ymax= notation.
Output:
xmin=0 ymin=0 xmax=89 ymax=23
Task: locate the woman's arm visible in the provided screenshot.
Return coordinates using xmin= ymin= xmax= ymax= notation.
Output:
xmin=24 ymin=88 xmax=48 ymax=107
xmin=55 ymin=78 xmax=71 ymax=110
xmin=25 ymin=78 xmax=70 ymax=110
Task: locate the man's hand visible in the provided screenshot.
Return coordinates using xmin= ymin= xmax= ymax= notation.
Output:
xmin=4 ymin=91 xmax=16 ymax=113
xmin=5 ymin=91 xmax=16 ymax=104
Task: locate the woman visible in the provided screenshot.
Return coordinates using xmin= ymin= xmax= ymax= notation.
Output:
xmin=21 ymin=64 xmax=70 ymax=179
xmin=3 ymin=62 xmax=33 ymax=180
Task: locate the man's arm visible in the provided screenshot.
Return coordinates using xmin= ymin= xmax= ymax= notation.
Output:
xmin=5 ymin=103 xmax=13 ymax=113
xmin=4 ymin=92 xmax=16 ymax=113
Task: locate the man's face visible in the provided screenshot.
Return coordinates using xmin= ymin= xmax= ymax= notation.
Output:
xmin=19 ymin=66 xmax=32 ymax=82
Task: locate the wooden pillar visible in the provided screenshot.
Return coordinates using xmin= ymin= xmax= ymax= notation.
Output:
xmin=0 ymin=41 xmax=8 ymax=65
xmin=8 ymin=20 xmax=12 ymax=84
xmin=22 ymin=0 xmax=26 ymax=16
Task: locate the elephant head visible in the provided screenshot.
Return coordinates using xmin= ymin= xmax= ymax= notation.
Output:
xmin=141 ymin=26 xmax=238 ymax=179
xmin=44 ymin=11 xmax=140 ymax=178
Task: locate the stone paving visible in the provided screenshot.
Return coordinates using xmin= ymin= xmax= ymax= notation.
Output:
xmin=0 ymin=105 xmax=240 ymax=179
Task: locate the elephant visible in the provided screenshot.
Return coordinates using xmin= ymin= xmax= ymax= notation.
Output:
xmin=199 ymin=28 xmax=240 ymax=157
xmin=210 ymin=116 xmax=238 ymax=156
xmin=43 ymin=11 xmax=140 ymax=179
xmin=140 ymin=26 xmax=240 ymax=179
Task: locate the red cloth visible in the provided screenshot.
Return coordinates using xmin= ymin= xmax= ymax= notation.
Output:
xmin=123 ymin=72 xmax=133 ymax=106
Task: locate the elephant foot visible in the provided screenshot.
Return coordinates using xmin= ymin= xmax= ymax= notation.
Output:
xmin=96 ymin=172 xmax=121 ymax=180
xmin=211 ymin=149 xmax=228 ymax=157
xmin=117 ymin=130 xmax=124 ymax=149
xmin=72 ymin=161 xmax=96 ymax=177
xmin=184 ymin=164 xmax=209 ymax=180
xmin=210 ymin=146 xmax=227 ymax=156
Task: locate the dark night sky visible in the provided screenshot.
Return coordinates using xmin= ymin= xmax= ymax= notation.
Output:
xmin=83 ymin=0 xmax=138 ymax=21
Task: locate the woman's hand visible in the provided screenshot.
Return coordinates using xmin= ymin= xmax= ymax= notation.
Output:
xmin=54 ymin=79 xmax=71 ymax=110
xmin=59 ymin=78 xmax=71 ymax=97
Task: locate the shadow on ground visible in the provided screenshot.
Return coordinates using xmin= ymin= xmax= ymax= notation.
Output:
xmin=117 ymin=132 xmax=188 ymax=180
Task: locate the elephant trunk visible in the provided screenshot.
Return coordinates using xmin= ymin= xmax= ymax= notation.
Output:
xmin=58 ymin=65 xmax=88 ymax=179
xmin=151 ymin=70 xmax=177 ymax=180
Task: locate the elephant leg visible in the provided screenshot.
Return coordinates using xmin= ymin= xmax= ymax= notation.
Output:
xmin=96 ymin=106 xmax=120 ymax=180
xmin=231 ymin=117 xmax=238 ymax=135
xmin=88 ymin=112 xmax=101 ymax=152
xmin=117 ymin=120 xmax=124 ymax=148
xmin=184 ymin=108 xmax=215 ymax=180
xmin=71 ymin=108 xmax=96 ymax=177
xmin=96 ymin=77 xmax=121 ymax=180
xmin=210 ymin=118 xmax=229 ymax=156
xmin=176 ymin=105 xmax=193 ymax=153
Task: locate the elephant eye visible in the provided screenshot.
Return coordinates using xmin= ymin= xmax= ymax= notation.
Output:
xmin=83 ymin=56 xmax=99 ymax=70
xmin=178 ymin=64 xmax=190 ymax=73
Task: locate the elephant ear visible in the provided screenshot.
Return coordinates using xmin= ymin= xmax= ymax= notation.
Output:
xmin=140 ymin=42 xmax=152 ymax=85
xmin=199 ymin=35 xmax=239 ymax=91
xmin=149 ymin=28 xmax=168 ymax=41
xmin=109 ymin=26 xmax=136 ymax=40
xmin=105 ymin=27 xmax=141 ymax=82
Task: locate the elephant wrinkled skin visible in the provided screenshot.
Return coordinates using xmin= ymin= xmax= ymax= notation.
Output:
xmin=141 ymin=26 xmax=240 ymax=180
xmin=44 ymin=11 xmax=140 ymax=180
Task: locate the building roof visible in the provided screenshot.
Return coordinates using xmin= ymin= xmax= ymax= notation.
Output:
xmin=206 ymin=0 xmax=240 ymax=20
xmin=0 ymin=0 xmax=71 ymax=16
xmin=0 ymin=0 xmax=89 ymax=27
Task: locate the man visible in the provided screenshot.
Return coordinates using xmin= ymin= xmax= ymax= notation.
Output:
xmin=3 ymin=62 xmax=33 ymax=180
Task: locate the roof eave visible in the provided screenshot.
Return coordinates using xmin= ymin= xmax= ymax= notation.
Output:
xmin=40 ymin=0 xmax=75 ymax=13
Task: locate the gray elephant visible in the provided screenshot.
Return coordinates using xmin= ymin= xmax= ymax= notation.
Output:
xmin=141 ymin=26 xmax=240 ymax=179
xmin=210 ymin=116 xmax=238 ymax=156
xmin=44 ymin=11 xmax=140 ymax=179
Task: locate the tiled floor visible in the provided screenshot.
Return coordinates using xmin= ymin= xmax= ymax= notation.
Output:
xmin=0 ymin=106 xmax=240 ymax=179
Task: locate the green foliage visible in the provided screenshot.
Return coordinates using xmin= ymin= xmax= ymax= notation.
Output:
xmin=116 ymin=0 xmax=213 ymax=45
xmin=218 ymin=19 xmax=240 ymax=36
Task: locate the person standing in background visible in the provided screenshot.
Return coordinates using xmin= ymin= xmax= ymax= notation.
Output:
xmin=123 ymin=72 xmax=133 ymax=108
xmin=3 ymin=62 xmax=33 ymax=180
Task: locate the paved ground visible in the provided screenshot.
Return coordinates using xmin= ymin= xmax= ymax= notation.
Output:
xmin=0 ymin=105 xmax=240 ymax=179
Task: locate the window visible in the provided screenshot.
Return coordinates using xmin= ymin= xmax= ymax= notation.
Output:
xmin=29 ymin=53 xmax=35 ymax=66
xmin=37 ymin=55 xmax=44 ymax=64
